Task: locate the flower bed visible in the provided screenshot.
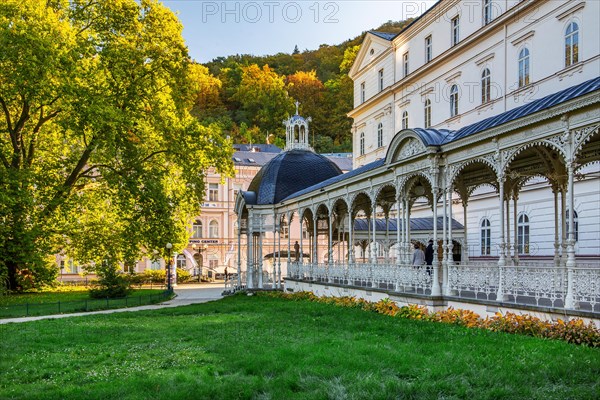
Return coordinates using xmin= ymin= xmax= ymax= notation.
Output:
xmin=259 ymin=291 xmax=600 ymax=347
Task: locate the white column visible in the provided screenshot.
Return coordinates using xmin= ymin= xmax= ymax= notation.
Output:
xmin=442 ymin=187 xmax=448 ymax=269
xmin=553 ymin=189 xmax=560 ymax=267
xmin=348 ymin=209 xmax=354 ymax=264
xmin=565 ymin=162 xmax=577 ymax=309
xmin=385 ymin=211 xmax=390 ymax=264
xmin=258 ymin=218 xmax=263 ymax=289
xmin=405 ymin=198 xmax=411 ymax=263
xmin=444 ymin=186 xmax=452 ymax=296
xmin=463 ymin=201 xmax=469 ymax=263
xmin=272 ymin=214 xmax=277 ymax=288
xmin=313 ymin=214 xmax=318 ymax=264
xmin=371 ymin=200 xmax=377 ymax=264
xmin=287 ymin=214 xmax=291 ymax=278
xmin=513 ymin=195 xmax=519 ymax=266
xmin=506 ymin=194 xmax=512 ymax=265
xmin=396 ymin=196 xmax=402 ymax=264
xmin=448 ymin=187 xmax=454 ymax=267
xmin=497 ymin=176 xmax=506 ymax=301
xmin=277 ymin=218 xmax=282 ymax=289
xmin=431 ymin=189 xmax=441 ymax=296
xmin=237 ymin=218 xmax=242 ymax=288
xmin=328 ymin=210 xmax=334 ymax=264
xmin=561 ymin=189 xmax=567 ymax=267
xmin=247 ymin=216 xmax=254 ymax=289
xmin=299 ymin=213 xmax=304 ymax=265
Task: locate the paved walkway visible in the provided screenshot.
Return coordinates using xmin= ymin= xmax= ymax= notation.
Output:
xmin=0 ymin=283 xmax=225 ymax=325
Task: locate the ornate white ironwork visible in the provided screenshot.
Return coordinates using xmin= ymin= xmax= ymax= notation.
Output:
xmin=449 ymin=263 xmax=499 ymax=300
xmin=398 ymin=139 xmax=425 ymax=159
xmin=502 ymin=265 xmax=566 ymax=307
xmin=572 ymin=267 xmax=600 ymax=311
xmin=287 ymin=260 xmax=599 ymax=313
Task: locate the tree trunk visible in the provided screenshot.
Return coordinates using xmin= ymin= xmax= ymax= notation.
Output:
xmin=6 ymin=260 xmax=19 ymax=291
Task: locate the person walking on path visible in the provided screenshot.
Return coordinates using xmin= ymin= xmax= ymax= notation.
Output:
xmin=412 ymin=243 xmax=425 ymax=267
xmin=425 ymin=240 xmax=434 ymax=275
xmin=294 ymin=241 xmax=300 ymax=261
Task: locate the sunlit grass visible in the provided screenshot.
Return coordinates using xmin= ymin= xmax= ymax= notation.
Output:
xmin=0 ymin=289 xmax=168 ymax=319
xmin=1 ymin=294 xmax=598 ymax=399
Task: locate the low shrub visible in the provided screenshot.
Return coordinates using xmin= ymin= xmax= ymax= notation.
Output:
xmin=176 ymin=268 xmax=191 ymax=283
xmin=482 ymin=312 xmax=550 ymax=337
xmin=544 ymin=318 xmax=599 ymax=346
xmin=374 ymin=298 xmax=400 ymax=316
xmin=395 ymin=304 xmax=430 ymax=320
xmin=142 ymin=269 xmax=166 ymax=284
xmin=89 ymin=264 xmax=131 ymax=299
xmin=431 ymin=307 xmax=481 ymax=328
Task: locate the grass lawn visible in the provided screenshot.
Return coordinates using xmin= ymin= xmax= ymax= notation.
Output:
xmin=0 ymin=294 xmax=598 ymax=400
xmin=0 ymin=289 xmax=168 ymax=319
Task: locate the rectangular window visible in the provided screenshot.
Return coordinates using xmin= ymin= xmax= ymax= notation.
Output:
xmin=360 ymin=82 xmax=365 ymax=103
xmin=403 ymin=52 xmax=409 ymax=77
xmin=452 ymin=16 xmax=460 ymax=46
xmin=483 ymin=0 xmax=492 ymax=25
xmin=378 ymin=69 xmax=384 ymax=92
xmin=208 ymin=183 xmax=218 ymax=202
xmin=425 ymin=35 xmax=432 ymax=63
xmin=209 ymin=259 xmax=218 ymax=270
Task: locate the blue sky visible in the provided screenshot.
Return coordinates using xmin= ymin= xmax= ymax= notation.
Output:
xmin=162 ymin=1 xmax=436 ymax=63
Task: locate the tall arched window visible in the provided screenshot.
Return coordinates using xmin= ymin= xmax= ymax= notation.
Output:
xmin=151 ymin=260 xmax=161 ymax=270
xmin=481 ymin=219 xmax=491 ymax=256
xmin=517 ymin=214 xmax=530 ymax=254
xmin=424 ymin=99 xmax=431 ymax=128
xmin=518 ymin=48 xmax=530 ymax=88
xmin=566 ymin=210 xmax=579 ymax=242
xmin=450 ymin=84 xmax=459 ymax=117
xmin=481 ymin=68 xmax=491 ymax=103
xmin=209 ymin=220 xmax=219 ymax=238
xmin=402 ymin=111 xmax=408 ymax=130
xmin=192 ymin=220 xmax=203 ymax=238
xmin=565 ymin=22 xmax=579 ymax=67
xmin=359 ymin=132 xmax=365 ymax=155
xmin=176 ymin=254 xmax=186 ymax=269
xmin=377 ymin=123 xmax=383 ymax=148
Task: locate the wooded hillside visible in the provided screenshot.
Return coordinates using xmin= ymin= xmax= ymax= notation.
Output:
xmin=196 ymin=20 xmax=412 ymax=153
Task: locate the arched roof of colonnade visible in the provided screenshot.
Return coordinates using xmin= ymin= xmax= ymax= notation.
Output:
xmin=384 ymin=128 xmax=450 ymax=165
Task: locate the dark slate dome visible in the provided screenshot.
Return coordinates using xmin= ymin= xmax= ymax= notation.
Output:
xmin=245 ymin=149 xmax=342 ymax=205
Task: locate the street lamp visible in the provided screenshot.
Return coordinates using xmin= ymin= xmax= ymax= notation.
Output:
xmin=166 ymin=243 xmax=173 ymax=292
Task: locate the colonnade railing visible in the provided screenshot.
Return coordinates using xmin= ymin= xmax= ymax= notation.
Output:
xmin=287 ymin=262 xmax=600 ymax=313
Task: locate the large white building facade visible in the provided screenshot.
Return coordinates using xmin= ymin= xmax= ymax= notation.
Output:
xmin=235 ymin=0 xmax=599 ymax=321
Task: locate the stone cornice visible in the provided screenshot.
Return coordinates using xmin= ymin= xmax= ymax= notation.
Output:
xmin=511 ymin=30 xmax=535 ymax=46
xmin=556 ymin=1 xmax=585 ymax=20
xmin=475 ymin=52 xmax=495 ymax=66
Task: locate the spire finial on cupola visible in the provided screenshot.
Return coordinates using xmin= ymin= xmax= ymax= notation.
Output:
xmin=283 ymin=103 xmax=313 ymax=152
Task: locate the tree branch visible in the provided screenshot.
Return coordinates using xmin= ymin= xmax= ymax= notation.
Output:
xmin=0 ymin=96 xmax=13 ymax=133
xmin=139 ymin=150 xmax=168 ymax=164
xmin=40 ymin=137 xmax=97 ymax=220
xmin=10 ymin=100 xmax=30 ymax=168
xmin=26 ymin=107 xmax=61 ymax=167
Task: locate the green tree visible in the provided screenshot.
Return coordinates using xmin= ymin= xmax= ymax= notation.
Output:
xmin=0 ymin=0 xmax=233 ymax=291
xmin=233 ymin=64 xmax=294 ymax=140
